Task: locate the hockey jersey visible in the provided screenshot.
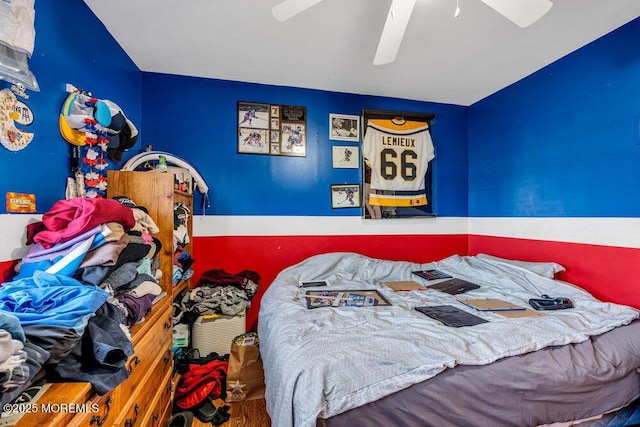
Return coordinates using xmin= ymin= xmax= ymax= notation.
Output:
xmin=362 ymin=119 xmax=434 ymax=207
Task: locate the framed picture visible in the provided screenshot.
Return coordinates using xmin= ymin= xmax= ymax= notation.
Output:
xmin=238 ymin=102 xmax=270 ymax=154
xmin=330 ymin=184 xmax=360 ymax=208
xmin=332 ymin=146 xmax=359 ymax=168
xmin=330 ymin=113 xmax=360 ymax=141
xmin=305 ymin=289 xmax=391 ymax=309
xmin=238 ymin=128 xmax=269 ymax=154
xmin=238 ymin=101 xmax=306 ymax=156
xmin=238 ymin=102 xmax=270 ymax=129
xmin=280 ymin=122 xmax=306 ymax=157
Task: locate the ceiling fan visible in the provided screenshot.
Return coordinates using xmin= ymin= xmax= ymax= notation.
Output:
xmin=272 ymin=0 xmax=553 ymax=65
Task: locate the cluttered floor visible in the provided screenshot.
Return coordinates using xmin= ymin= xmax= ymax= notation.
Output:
xmin=202 ymin=398 xmax=269 ymax=427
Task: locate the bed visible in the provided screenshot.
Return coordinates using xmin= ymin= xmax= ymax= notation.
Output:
xmin=257 ymin=252 xmax=640 ymax=427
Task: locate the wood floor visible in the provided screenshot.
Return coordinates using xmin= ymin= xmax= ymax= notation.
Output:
xmin=187 ymin=398 xmax=270 ymax=427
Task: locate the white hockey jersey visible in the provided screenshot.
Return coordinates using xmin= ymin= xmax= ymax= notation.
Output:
xmin=362 ymin=119 xmax=434 ymax=207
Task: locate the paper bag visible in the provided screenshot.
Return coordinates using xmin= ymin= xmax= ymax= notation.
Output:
xmin=226 ymin=332 xmax=265 ymax=402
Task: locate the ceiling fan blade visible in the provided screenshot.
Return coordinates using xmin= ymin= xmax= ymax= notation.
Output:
xmin=373 ymin=0 xmax=417 ymax=65
xmin=480 ymin=0 xmax=553 ymax=28
xmin=272 ymin=0 xmax=324 ymax=22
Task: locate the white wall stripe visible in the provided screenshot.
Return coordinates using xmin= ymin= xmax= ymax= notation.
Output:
xmin=1 ymin=215 xmax=637 ymax=261
xmin=469 ymin=217 xmax=640 ymax=249
xmin=1 ymin=214 xmax=42 ymax=261
xmin=192 ymin=215 xmax=469 ymax=237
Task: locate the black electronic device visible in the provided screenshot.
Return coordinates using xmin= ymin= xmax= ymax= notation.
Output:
xmin=528 ymin=295 xmax=573 ymax=311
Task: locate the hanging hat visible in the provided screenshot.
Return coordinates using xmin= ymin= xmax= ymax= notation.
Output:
xmin=112 ymin=195 xmax=149 ymax=214
xmin=59 ymin=114 xmax=96 ymax=146
xmin=61 ymin=92 xmax=110 ymax=127
xmin=103 ymin=100 xmax=127 ymax=132
xmin=60 ymin=92 xmax=99 ymax=146
xmin=107 ymin=118 xmax=139 ymax=162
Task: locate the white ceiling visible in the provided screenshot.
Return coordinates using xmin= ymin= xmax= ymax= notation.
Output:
xmin=83 ymin=0 xmax=640 ymax=106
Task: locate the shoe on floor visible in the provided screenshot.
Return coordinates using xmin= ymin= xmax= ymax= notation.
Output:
xmin=169 ymin=411 xmax=194 ymax=427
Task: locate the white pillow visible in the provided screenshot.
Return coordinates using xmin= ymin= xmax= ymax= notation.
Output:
xmin=476 ymin=253 xmax=565 ymax=278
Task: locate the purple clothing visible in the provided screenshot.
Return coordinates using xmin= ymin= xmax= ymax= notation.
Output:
xmin=116 ymin=293 xmax=155 ymax=326
xmin=23 ymin=225 xmax=104 ymax=263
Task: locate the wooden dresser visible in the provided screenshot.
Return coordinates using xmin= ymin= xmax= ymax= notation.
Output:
xmin=14 ymin=171 xmax=193 ymax=427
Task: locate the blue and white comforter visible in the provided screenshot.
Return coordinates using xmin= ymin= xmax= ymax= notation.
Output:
xmin=258 ymin=252 xmax=639 ymax=427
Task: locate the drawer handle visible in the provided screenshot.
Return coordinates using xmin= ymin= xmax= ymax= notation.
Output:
xmin=89 ymin=396 xmax=112 ymax=426
xmin=152 ymin=413 xmax=159 ymax=426
xmin=163 ymin=351 xmax=171 ymax=364
xmin=124 ymin=403 xmax=140 ymax=427
xmin=128 ymin=356 xmax=141 ymax=374
xmin=164 ymin=320 xmax=172 ymax=330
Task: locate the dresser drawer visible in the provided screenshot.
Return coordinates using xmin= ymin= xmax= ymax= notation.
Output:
xmin=13 ymin=382 xmax=93 ymax=427
xmin=116 ymin=309 xmax=172 ymax=400
xmin=65 ymin=389 xmax=117 ymax=427
xmin=139 ymin=369 xmax=173 ymax=427
xmin=113 ymin=337 xmax=173 ymax=426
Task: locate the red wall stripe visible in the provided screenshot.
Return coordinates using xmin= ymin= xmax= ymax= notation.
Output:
xmin=469 ymin=235 xmax=640 ymax=310
xmin=192 ymin=234 xmax=469 ymax=331
xmin=0 ymin=260 xmax=17 ymax=284
xmin=3 ymin=234 xmax=636 ymax=332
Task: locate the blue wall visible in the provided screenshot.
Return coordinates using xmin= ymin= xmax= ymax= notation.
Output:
xmin=141 ymin=74 xmax=469 ymax=216
xmin=0 ymin=0 xmax=468 ymax=218
xmin=468 ymin=18 xmax=640 ymax=218
xmin=5 ymin=2 xmax=638 ymax=220
xmin=0 ymin=0 xmax=141 ymax=213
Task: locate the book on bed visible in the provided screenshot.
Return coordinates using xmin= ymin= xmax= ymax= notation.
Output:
xmin=458 ymin=298 xmax=526 ymax=312
xmin=427 ymin=278 xmax=480 ymax=295
xmin=415 ymin=305 xmax=489 ymax=327
xmin=382 ymin=280 xmax=427 ymax=292
xmin=412 ymin=269 xmax=453 ymax=280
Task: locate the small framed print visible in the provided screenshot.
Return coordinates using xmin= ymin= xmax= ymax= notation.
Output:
xmin=330 ymin=113 xmax=360 ymax=142
xmin=271 ymin=105 xmax=280 ymax=118
xmin=238 ymin=128 xmax=269 ymax=154
xmin=331 ymin=184 xmax=360 ymax=209
xmin=238 ymin=102 xmax=270 ymax=129
xmin=270 ymin=130 xmax=280 ymax=142
xmin=332 ymin=146 xmax=359 ymax=168
xmin=280 ymin=123 xmax=306 ymax=157
xmin=270 ymin=118 xmax=279 ymax=129
xmin=270 ymin=143 xmax=280 ymax=154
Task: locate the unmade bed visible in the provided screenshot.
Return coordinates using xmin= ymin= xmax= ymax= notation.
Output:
xmin=257 ymin=252 xmax=640 ymax=427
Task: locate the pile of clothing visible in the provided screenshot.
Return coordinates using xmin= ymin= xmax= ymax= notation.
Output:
xmin=0 ymin=196 xmax=165 ymax=406
xmin=176 ymin=270 xmax=259 ymax=323
xmin=172 ymin=348 xmax=231 ymax=426
xmin=172 ymin=202 xmax=194 ymax=286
